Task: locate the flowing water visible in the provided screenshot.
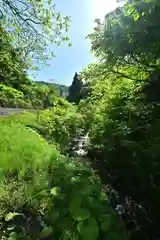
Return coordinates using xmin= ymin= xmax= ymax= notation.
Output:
xmin=72 ymin=132 xmax=90 ymax=157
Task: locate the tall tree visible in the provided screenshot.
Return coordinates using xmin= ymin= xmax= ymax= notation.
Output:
xmin=67 ymin=72 xmax=90 ymax=104
xmin=88 ymin=0 xmax=160 ymax=80
xmin=67 ymin=72 xmax=83 ymax=104
xmin=0 ymin=0 xmax=72 ymax=68
xmin=0 ymin=26 xmax=31 ymax=88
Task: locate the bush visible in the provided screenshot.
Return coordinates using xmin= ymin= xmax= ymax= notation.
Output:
xmin=0 ymin=121 xmax=128 ymax=240
xmin=37 ymin=100 xmax=85 ymax=154
xmin=0 ymin=84 xmax=32 ymax=108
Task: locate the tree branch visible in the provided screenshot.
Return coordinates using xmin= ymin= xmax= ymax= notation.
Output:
xmin=3 ymin=0 xmax=41 ymax=25
xmin=106 ymin=66 xmax=147 ymax=82
xmin=0 ymin=9 xmax=3 ymax=19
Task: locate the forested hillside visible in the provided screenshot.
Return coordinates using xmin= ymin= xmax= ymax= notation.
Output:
xmin=0 ymin=0 xmax=160 ymax=239
xmin=36 ymin=81 xmax=69 ymax=98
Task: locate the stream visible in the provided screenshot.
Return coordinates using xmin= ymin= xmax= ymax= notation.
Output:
xmin=72 ymin=132 xmax=90 ymax=157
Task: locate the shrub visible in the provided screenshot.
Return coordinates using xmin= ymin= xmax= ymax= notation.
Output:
xmin=0 ymin=84 xmax=32 ymax=108
xmin=37 ymin=101 xmax=85 ymax=154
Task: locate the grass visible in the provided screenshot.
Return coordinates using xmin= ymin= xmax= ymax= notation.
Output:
xmin=0 ymin=113 xmax=129 ymax=240
xmin=0 ymin=111 xmax=38 ymax=126
xmin=0 ymin=120 xmax=52 ymax=173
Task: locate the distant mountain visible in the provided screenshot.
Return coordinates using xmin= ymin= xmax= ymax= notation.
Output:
xmin=35 ymin=81 xmax=69 ymax=98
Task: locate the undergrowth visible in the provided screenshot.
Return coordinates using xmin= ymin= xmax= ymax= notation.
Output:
xmin=0 ymin=115 xmax=128 ymax=240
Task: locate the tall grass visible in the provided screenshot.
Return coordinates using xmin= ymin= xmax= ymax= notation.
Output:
xmin=0 ymin=111 xmax=38 ymax=126
xmin=0 ymin=122 xmax=52 ymax=173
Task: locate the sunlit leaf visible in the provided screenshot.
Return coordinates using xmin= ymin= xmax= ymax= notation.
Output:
xmin=50 ymin=186 xmax=61 ymax=196
xmin=100 ymin=191 xmax=108 ymax=201
xmin=5 ymin=212 xmax=23 ymax=222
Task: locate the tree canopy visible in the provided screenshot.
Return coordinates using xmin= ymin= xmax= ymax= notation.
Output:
xmin=0 ymin=0 xmax=71 ymax=68
xmin=88 ymin=0 xmax=160 ymax=80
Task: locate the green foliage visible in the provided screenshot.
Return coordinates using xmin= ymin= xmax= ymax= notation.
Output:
xmin=82 ymin=2 xmax=160 ymax=238
xmin=88 ymin=0 xmax=160 ymax=79
xmin=3 ymin=0 xmax=160 ymax=239
xmin=0 ymin=26 xmax=31 ymax=87
xmin=67 ymin=72 xmax=89 ymax=104
xmin=0 ymin=118 xmax=128 ymax=240
xmin=67 ymin=72 xmax=84 ymax=104
xmin=0 ymin=84 xmax=32 ymax=108
xmin=38 ymin=99 xmax=85 ymax=153
xmin=80 ymin=59 xmax=160 ymax=239
xmin=0 ymin=111 xmax=38 ymax=126
xmin=0 ymin=24 xmax=68 ymax=110
xmin=0 ymin=122 xmax=52 ymax=172
xmin=0 ymin=80 xmax=60 ymax=109
xmin=0 ymin=0 xmax=71 ymax=68
xmin=26 ymin=83 xmax=56 ymax=109
xmin=36 ymin=81 xmax=69 ymax=98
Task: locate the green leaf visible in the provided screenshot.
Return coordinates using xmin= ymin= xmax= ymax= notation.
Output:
xmin=40 ymin=225 xmax=53 ymax=238
xmin=70 ymin=196 xmax=82 ymax=210
xmin=72 ymin=208 xmax=90 ymax=221
xmin=100 ymin=191 xmax=108 ymax=201
xmin=7 ymin=227 xmax=15 ymax=231
xmin=133 ymin=12 xmax=140 ymax=21
xmin=50 ymin=186 xmax=61 ymax=196
xmin=8 ymin=237 xmax=16 ymax=240
xmin=5 ymin=212 xmax=23 ymax=222
xmin=100 ymin=220 xmax=111 ymax=231
xmin=77 ymin=218 xmax=99 ymax=240
xmin=9 ymin=232 xmax=17 ymax=238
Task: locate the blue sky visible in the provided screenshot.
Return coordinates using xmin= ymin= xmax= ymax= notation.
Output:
xmin=35 ymin=0 xmax=119 ymax=86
